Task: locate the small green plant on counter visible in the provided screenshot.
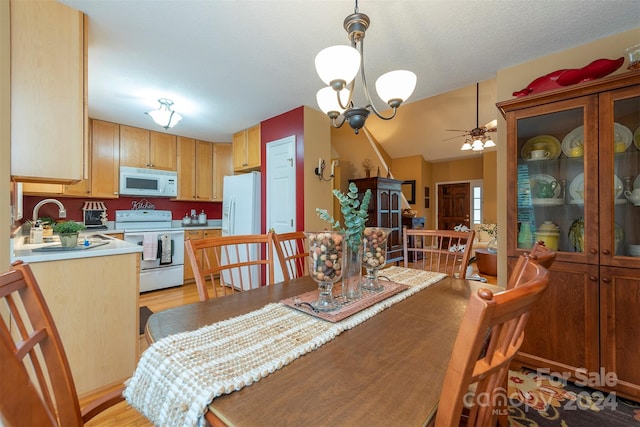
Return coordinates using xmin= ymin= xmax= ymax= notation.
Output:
xmin=316 ymin=182 xmax=372 ymax=252
xmin=53 ymin=221 xmax=86 ymax=234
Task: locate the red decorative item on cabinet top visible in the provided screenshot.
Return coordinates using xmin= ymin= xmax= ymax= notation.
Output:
xmin=513 ymin=57 xmax=625 ymax=97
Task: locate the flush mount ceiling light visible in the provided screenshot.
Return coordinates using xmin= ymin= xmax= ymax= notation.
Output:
xmin=145 ymin=98 xmax=182 ymax=130
xmin=314 ymin=0 xmax=417 ymax=134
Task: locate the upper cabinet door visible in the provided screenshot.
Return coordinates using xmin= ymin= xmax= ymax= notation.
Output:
xmin=598 ymin=85 xmax=640 ymax=268
xmin=506 ymin=95 xmax=599 ymax=265
xmin=149 ymin=131 xmax=177 ymax=171
xmin=10 ymin=0 xmax=86 ymax=183
xmin=119 ymin=125 xmax=150 ymax=168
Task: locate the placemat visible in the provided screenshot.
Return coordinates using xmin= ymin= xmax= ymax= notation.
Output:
xmin=281 ymin=280 xmax=409 ymax=322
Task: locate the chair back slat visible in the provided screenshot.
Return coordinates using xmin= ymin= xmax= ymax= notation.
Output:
xmin=272 ymin=231 xmax=308 ymax=281
xmin=185 ymin=233 xmax=275 ymax=301
xmin=403 ymin=228 xmax=475 ymax=278
xmin=434 ymin=255 xmax=550 ymax=427
xmin=0 ymin=261 xmax=84 ymax=426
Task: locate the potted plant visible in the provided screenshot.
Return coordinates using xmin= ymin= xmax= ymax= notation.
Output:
xmin=53 ymin=221 xmax=86 ymax=247
xmin=317 ymin=182 xmax=372 ymax=298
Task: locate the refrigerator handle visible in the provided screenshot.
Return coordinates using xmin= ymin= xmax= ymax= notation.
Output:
xmin=228 ymin=197 xmax=236 ymax=235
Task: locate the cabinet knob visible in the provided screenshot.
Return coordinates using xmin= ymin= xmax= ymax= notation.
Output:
xmin=589 ymin=275 xmax=598 ymax=282
xmin=590 ymin=248 xmax=598 ymax=254
xmin=602 ymin=277 xmax=611 ymax=283
xmin=602 ymin=249 xmax=611 ymax=255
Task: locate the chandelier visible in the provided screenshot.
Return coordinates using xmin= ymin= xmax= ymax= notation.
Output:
xmin=145 ymin=98 xmax=182 ymax=130
xmin=314 ymin=0 xmax=416 ymax=134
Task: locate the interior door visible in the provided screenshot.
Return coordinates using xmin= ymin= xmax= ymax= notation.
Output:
xmin=437 ymin=182 xmax=471 ymax=230
xmin=266 ymin=135 xmax=296 ymax=282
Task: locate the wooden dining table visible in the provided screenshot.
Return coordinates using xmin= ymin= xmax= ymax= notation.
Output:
xmin=145 ymin=269 xmax=499 ymax=427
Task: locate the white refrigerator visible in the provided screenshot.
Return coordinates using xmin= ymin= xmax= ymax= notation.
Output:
xmin=221 ymin=172 xmax=261 ymax=288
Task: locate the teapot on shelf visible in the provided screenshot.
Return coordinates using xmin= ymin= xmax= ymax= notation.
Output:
xmin=624 ymin=188 xmax=640 ymax=206
xmin=534 ymin=180 xmax=558 ymax=198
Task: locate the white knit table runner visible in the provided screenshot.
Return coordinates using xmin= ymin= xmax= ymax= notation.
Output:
xmin=124 ymin=267 xmax=447 ymax=427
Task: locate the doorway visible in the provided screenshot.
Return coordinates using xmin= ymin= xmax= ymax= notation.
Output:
xmin=437 ymin=182 xmax=471 ymax=230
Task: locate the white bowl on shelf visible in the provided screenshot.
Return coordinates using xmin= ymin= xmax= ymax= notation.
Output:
xmin=628 ymin=245 xmax=640 ymax=257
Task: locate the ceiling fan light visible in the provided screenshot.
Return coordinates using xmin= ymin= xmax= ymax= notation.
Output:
xmin=375 ymin=70 xmax=417 ymax=105
xmin=316 ymin=86 xmax=350 ymax=116
xmin=315 ymin=45 xmax=361 ymax=87
xmin=461 ymin=141 xmax=473 ymax=151
xmin=483 ymin=137 xmax=496 ymax=148
xmin=472 ymin=139 xmax=484 ymax=151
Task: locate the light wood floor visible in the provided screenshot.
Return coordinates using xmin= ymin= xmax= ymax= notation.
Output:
xmin=84 ymin=271 xmax=498 ymax=426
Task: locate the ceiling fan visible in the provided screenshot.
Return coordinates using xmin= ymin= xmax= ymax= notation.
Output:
xmin=445 ymin=82 xmax=497 ymax=151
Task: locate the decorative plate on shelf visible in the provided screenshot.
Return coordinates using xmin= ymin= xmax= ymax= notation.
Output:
xmin=634 ymin=126 xmax=640 ymax=150
xmin=613 ymin=123 xmax=633 ymax=153
xmin=521 ymin=135 xmax=561 ymax=160
xmin=569 ymin=173 xmax=624 ymax=203
xmin=561 ymin=126 xmax=585 ymax=158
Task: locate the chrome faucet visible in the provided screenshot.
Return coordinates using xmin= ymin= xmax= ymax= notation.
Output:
xmin=32 ymin=199 xmax=67 ymax=222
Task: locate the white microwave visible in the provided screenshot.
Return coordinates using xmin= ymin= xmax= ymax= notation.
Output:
xmin=119 ymin=166 xmax=178 ymax=197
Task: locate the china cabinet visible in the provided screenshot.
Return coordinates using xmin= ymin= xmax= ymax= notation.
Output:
xmin=498 ymin=71 xmax=640 ymax=400
xmin=10 ymin=0 xmax=87 ymax=183
xmin=120 ymin=125 xmax=177 ymax=171
xmin=349 ymin=177 xmax=403 ymax=264
xmin=232 ymin=124 xmax=261 ymax=172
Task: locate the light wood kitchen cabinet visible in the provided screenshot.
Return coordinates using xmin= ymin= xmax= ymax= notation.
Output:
xmin=183 ymin=229 xmax=203 ymax=282
xmin=498 ymin=71 xmax=640 ymax=400
xmin=177 ymin=139 xmax=232 ymax=201
xmin=120 ymin=125 xmax=177 ymax=171
xmin=10 ymin=0 xmax=87 ymax=183
xmin=29 ymin=253 xmax=139 ymax=396
xmin=89 ymin=119 xmax=120 ymax=198
xmin=213 ymin=143 xmax=233 ymax=201
xmin=23 ymin=119 xmax=120 ymax=198
xmin=232 ymin=124 xmax=261 ymax=172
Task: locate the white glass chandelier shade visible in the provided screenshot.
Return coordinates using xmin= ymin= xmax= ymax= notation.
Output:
xmin=316 ymin=86 xmax=351 ymax=116
xmin=483 ymin=137 xmax=496 ymax=148
xmin=375 ymin=70 xmax=417 ymax=105
xmin=146 ymin=98 xmax=182 ymax=129
xmin=315 ymin=45 xmax=361 ymax=88
xmin=471 ymin=139 xmax=484 ymax=151
xmin=460 ymin=141 xmax=473 ymax=151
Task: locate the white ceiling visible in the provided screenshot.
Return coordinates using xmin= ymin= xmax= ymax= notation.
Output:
xmin=60 ymin=0 xmax=639 ymax=162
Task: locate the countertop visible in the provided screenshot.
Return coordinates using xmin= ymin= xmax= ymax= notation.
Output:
xmin=10 ymin=219 xmax=223 ymax=263
xmin=11 ymin=232 xmax=142 ymax=263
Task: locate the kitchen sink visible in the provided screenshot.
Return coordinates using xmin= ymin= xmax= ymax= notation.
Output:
xmin=31 ymin=241 xmax=109 ymax=252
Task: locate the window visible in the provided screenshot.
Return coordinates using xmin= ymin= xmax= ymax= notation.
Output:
xmin=472 ymin=182 xmax=483 ymax=225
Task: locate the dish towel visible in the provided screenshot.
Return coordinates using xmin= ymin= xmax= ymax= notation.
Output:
xmin=142 ymin=233 xmax=158 ymax=261
xmin=159 ymin=234 xmax=172 ymax=265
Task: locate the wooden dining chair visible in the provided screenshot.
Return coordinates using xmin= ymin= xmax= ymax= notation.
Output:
xmin=0 ymin=261 xmax=126 ymax=426
xmin=185 ymin=233 xmax=275 ymax=301
xmin=403 ymin=227 xmax=476 ymax=279
xmin=433 ymin=255 xmax=550 ymax=427
xmin=507 ymin=240 xmax=557 ymax=290
xmin=272 ymin=231 xmax=309 ymax=281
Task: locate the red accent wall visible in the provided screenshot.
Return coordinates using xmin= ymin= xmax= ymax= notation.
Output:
xmin=259 ymin=106 xmax=305 ymax=233
xmin=23 ymin=196 xmax=222 ymax=223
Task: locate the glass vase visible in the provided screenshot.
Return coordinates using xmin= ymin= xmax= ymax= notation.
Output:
xmin=361 ymin=227 xmax=391 ymax=292
xmin=305 ymin=231 xmax=344 ymax=311
xmin=342 ymin=242 xmax=363 ymax=301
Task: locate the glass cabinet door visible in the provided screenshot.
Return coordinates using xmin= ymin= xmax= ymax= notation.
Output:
xmin=511 ymin=96 xmax=598 ymax=264
xmin=600 ymin=85 xmax=640 ymax=267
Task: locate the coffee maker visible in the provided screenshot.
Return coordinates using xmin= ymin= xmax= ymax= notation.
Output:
xmin=82 ymin=201 xmax=108 ymax=229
